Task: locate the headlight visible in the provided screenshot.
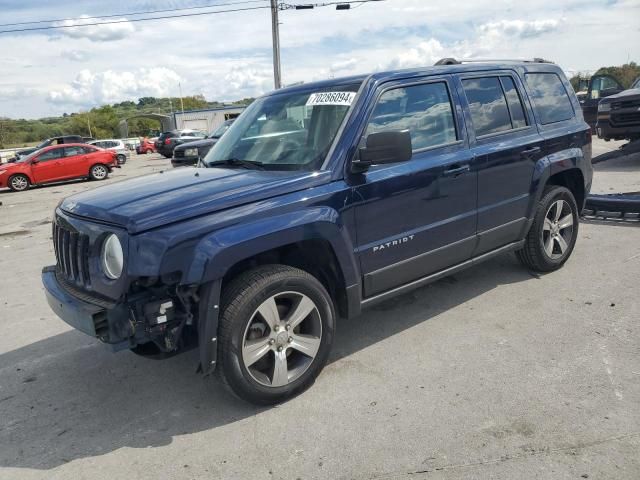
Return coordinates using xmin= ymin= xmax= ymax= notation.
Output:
xmin=101 ymin=234 xmax=123 ymax=280
xmin=598 ymin=102 xmax=611 ymax=112
xmin=184 ymin=148 xmax=199 ymax=157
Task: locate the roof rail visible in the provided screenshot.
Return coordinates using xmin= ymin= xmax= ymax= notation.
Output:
xmin=434 ymin=57 xmax=554 ymax=66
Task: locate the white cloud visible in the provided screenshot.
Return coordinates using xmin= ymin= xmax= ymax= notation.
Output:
xmin=48 ymin=68 xmax=182 ymax=107
xmin=478 ymin=19 xmax=562 ymax=39
xmin=61 ymin=50 xmax=89 ymax=62
xmin=220 ymin=64 xmax=272 ymax=97
xmin=54 ymin=15 xmax=135 ymax=42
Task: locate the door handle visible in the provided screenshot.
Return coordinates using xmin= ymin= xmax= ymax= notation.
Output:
xmin=521 ymin=146 xmax=541 ymax=156
xmin=443 ymin=164 xmax=470 ymax=177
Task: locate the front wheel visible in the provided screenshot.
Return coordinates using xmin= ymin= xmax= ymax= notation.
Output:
xmin=89 ymin=164 xmax=109 ymax=181
xmin=516 ymin=185 xmax=579 ymax=272
xmin=216 ymin=265 xmax=335 ymax=405
xmin=8 ymin=174 xmax=30 ymax=191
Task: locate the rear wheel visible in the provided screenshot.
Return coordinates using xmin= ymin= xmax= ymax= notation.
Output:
xmin=216 ymin=265 xmax=335 ymax=405
xmin=8 ymin=174 xmax=30 ymax=192
xmin=117 ymin=154 xmax=126 ymax=164
xmin=516 ymin=186 xmax=579 ymax=272
xmin=89 ymin=164 xmax=109 ymax=181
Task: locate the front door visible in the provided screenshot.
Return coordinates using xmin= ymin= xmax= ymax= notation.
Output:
xmin=581 ymin=74 xmax=624 ymax=127
xmin=30 ymin=147 xmax=67 ymax=183
xmin=351 ymin=77 xmax=477 ymax=298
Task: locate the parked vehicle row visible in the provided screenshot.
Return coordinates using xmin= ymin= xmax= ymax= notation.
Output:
xmin=42 ymin=59 xmax=592 ymax=405
xmin=0 ymin=143 xmax=118 ymax=191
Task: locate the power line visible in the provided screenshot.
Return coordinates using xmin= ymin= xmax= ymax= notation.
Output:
xmin=0 ymin=0 xmax=384 ymax=35
xmin=0 ymin=0 xmax=268 ymax=28
xmin=0 ymin=5 xmax=272 ymax=34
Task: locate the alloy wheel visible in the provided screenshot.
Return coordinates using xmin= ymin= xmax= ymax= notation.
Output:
xmin=92 ymin=165 xmax=107 ymax=179
xmin=541 ymin=199 xmax=574 ymax=260
xmin=10 ymin=175 xmax=28 ymax=191
xmin=241 ymin=291 xmax=322 ymax=388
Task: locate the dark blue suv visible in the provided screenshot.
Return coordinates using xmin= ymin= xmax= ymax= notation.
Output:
xmin=42 ymin=60 xmax=592 ymax=404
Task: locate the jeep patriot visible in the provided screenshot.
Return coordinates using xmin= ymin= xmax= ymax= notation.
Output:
xmin=43 ymin=59 xmax=592 ymax=404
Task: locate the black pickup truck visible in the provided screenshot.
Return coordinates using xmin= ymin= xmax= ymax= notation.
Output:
xmin=14 ymin=135 xmax=94 ymax=160
xmin=172 ymin=119 xmax=235 ymax=167
xmin=595 ymin=76 xmax=640 ymax=141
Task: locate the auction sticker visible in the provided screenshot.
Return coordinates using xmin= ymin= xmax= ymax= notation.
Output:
xmin=306 ymin=91 xmax=356 ymax=106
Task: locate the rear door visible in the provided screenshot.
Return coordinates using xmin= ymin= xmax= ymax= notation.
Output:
xmin=30 ymin=147 xmax=67 ymax=183
xmin=457 ymin=72 xmax=543 ymax=255
xmin=352 ymin=76 xmax=478 ymax=297
xmin=62 ymin=146 xmax=90 ymax=178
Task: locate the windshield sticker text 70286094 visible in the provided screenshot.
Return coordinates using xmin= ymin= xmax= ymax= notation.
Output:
xmin=306 ymin=91 xmax=356 ymax=107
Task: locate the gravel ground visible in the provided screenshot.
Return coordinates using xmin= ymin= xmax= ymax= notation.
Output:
xmin=0 ymin=141 xmax=639 ymax=480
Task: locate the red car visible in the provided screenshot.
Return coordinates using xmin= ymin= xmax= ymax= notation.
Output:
xmin=0 ymin=144 xmax=118 ymax=192
xmin=136 ymin=138 xmax=156 ymax=154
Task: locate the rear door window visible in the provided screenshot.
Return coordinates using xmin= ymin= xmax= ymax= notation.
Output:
xmin=500 ymin=77 xmax=528 ymax=128
xmin=525 ymin=73 xmax=574 ymax=124
xmin=64 ymin=146 xmax=85 ymax=157
xmin=366 ymin=81 xmax=458 ymax=151
xmin=462 ymin=77 xmax=512 ymax=136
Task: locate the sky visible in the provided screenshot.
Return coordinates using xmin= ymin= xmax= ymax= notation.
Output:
xmin=0 ymin=0 xmax=639 ymax=119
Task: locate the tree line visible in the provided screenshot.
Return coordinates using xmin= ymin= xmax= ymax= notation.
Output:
xmin=0 ymin=95 xmax=254 ymax=149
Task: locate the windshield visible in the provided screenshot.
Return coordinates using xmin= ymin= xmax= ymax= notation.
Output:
xmin=209 ymin=121 xmax=232 ymax=139
xmin=203 ymin=83 xmax=360 ymax=171
xmin=15 ymin=149 xmax=41 ymax=163
xmin=632 ymin=77 xmax=640 ymax=89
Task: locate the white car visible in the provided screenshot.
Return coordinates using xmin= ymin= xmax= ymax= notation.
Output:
xmin=88 ymin=139 xmax=130 ymax=164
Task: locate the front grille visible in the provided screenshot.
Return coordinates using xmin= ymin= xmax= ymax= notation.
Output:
xmin=611 ymin=112 xmax=640 ymax=126
xmin=174 ymin=149 xmax=185 ymax=158
xmin=611 ymin=99 xmax=640 ymax=110
xmin=53 ymin=222 xmax=91 ymax=288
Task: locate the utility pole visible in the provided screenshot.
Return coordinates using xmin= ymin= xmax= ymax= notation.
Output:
xmin=270 ymin=0 xmax=282 ymax=89
xmin=178 ymin=82 xmax=186 ymax=128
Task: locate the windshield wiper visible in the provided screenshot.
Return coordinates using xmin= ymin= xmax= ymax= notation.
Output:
xmin=207 ymin=158 xmax=265 ymax=170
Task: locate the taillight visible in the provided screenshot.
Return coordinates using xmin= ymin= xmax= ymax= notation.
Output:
xmin=164 ymin=138 xmax=171 ymax=145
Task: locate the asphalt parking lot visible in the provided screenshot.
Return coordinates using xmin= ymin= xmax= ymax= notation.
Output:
xmin=0 ymin=140 xmax=639 ymax=480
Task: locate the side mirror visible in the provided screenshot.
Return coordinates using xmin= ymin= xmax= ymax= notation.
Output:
xmin=352 ymin=130 xmax=412 ymax=173
xmin=31 ymin=158 xmax=39 ymax=164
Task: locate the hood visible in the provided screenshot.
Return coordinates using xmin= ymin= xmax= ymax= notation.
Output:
xmin=174 ymin=138 xmax=217 ymax=150
xmin=59 ymin=167 xmax=330 ymax=233
xmin=601 ymin=88 xmax=640 ymax=102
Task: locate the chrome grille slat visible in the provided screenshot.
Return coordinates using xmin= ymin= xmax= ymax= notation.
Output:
xmin=53 ymin=221 xmax=91 ymax=289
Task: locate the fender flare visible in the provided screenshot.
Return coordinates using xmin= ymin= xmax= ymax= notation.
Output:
xmin=528 ymin=147 xmax=586 ymax=217
xmin=190 ymin=207 xmax=360 ymax=375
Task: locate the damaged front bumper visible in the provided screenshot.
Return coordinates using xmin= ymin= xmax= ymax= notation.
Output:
xmin=42 ymin=265 xmax=189 ymax=353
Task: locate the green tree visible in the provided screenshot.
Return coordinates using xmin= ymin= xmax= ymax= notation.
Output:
xmin=594 ymin=62 xmax=640 ymax=89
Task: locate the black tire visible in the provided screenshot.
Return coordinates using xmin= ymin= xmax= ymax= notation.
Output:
xmin=117 ymin=154 xmax=127 ymax=164
xmin=89 ymin=164 xmax=109 ymax=181
xmin=8 ymin=174 xmax=30 ymax=192
xmin=216 ymin=265 xmax=335 ymax=405
xmin=516 ymin=185 xmax=579 ymax=272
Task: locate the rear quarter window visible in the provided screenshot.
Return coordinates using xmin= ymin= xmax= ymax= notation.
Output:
xmin=525 ymin=73 xmax=574 ymax=125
